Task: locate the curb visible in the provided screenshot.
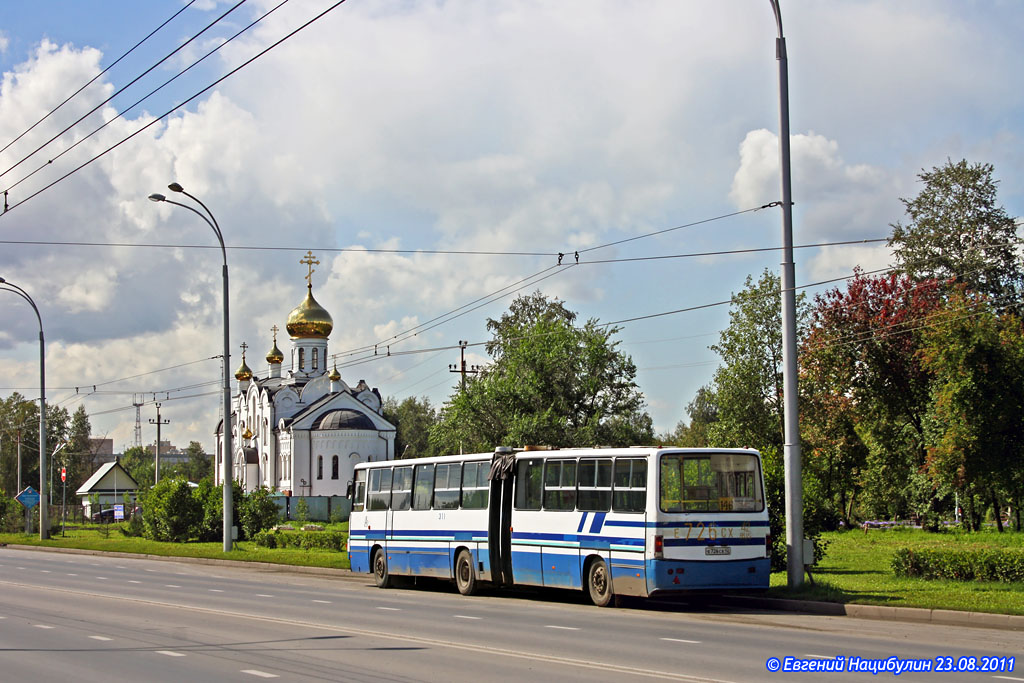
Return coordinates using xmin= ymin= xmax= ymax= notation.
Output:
xmin=5 ymin=544 xmax=1021 ymax=630
xmin=713 ymin=595 xmax=1024 ymax=631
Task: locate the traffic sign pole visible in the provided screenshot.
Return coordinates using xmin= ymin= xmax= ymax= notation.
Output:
xmin=61 ymin=468 xmax=67 ymax=537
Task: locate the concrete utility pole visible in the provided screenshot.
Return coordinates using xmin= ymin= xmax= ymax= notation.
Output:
xmin=150 ymin=403 xmax=170 ymax=484
xmin=448 ymin=340 xmax=480 ymax=391
xmin=769 ymin=0 xmax=804 ymax=587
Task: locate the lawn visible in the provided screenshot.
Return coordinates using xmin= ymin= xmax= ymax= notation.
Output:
xmin=4 ymin=524 xmax=1022 ymax=615
xmin=768 ymin=527 xmax=1024 ymax=615
xmin=0 ymin=523 xmax=352 ymax=570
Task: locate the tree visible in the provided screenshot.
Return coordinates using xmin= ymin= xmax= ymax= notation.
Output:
xmin=138 ymin=477 xmax=202 ymax=542
xmin=801 ymin=270 xmax=944 ymax=522
xmin=659 ymin=386 xmax=717 ymax=447
xmin=0 ymin=393 xmax=68 ymax=498
xmin=383 ymin=396 xmax=438 ymax=459
xmin=120 ymin=446 xmax=154 ymax=489
xmin=238 ymin=487 xmax=281 ymax=539
xmin=64 ymin=405 xmax=93 ymax=493
xmin=889 ymin=160 xmax=1023 ymax=309
xmin=430 ymin=292 xmax=653 ymax=453
xmin=920 ymin=289 xmax=1024 ymax=531
xmin=182 ymin=441 xmax=212 ymax=482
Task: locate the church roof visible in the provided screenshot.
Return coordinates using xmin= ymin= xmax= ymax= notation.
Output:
xmin=314 ymin=409 xmax=377 ymax=431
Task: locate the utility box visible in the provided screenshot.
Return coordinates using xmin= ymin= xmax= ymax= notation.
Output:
xmin=803 ymin=538 xmax=815 ymax=567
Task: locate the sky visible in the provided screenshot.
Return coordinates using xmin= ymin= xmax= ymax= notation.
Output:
xmin=1 ymin=0 xmax=1022 ymax=455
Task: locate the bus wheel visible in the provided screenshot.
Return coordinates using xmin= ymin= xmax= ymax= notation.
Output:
xmin=586 ymin=558 xmax=613 ymax=607
xmin=373 ymin=548 xmax=392 ymax=589
xmin=455 ymin=549 xmax=478 ymax=596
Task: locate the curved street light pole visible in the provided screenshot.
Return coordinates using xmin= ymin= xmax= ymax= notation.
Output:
xmin=148 ymin=186 xmax=233 ymax=552
xmin=0 ymin=277 xmax=49 ymax=539
xmin=769 ymin=0 xmax=804 ymax=587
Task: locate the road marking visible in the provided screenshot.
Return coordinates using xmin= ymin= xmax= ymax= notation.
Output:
xmin=993 ymin=678 xmax=1024 ymax=682
xmin=67 ymin=573 xmax=78 ymax=576
xmin=312 ymin=599 xmax=331 ymax=603
xmin=661 ymin=638 xmax=701 ymax=644
xmin=16 ymin=566 xmax=26 ymax=570
xmin=545 ymin=625 xmax=579 ymax=631
xmin=34 ymin=624 xmax=55 ymax=629
xmin=209 ymin=589 xmax=224 ymax=592
xmin=89 ymin=635 xmax=112 ymax=641
xmin=128 ymin=580 xmax=141 ymax=584
xmin=165 ymin=585 xmax=180 ymax=588
xmin=454 ymin=615 xmax=481 ymax=620
xmin=157 ymin=650 xmax=186 ymax=657
xmin=40 ymin=570 xmax=50 ymax=573
xmin=116 ymin=566 xmax=127 ymax=569
xmin=145 ymin=569 xmax=156 ymax=572
xmin=377 ymin=607 xmax=400 ymax=611
xmin=96 ymin=577 xmax=108 ymax=580
xmin=256 ymin=594 xmax=273 ymax=598
xmin=241 ymin=670 xmax=279 ymax=678
xmin=803 ymin=654 xmax=832 ymax=659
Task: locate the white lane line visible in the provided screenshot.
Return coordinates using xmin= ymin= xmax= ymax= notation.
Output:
xmin=66 ymin=573 xmax=78 ymax=576
xmin=256 ymin=594 xmax=273 ymax=598
xmin=241 ymin=670 xmax=279 ymax=678
xmin=145 ymin=569 xmax=156 ymax=572
xmin=89 ymin=636 xmax=113 ymax=641
xmin=33 ymin=625 xmax=55 ymax=629
xmin=116 ymin=566 xmax=127 ymax=569
xmin=454 ymin=615 xmax=481 ymax=620
xmin=209 ymin=589 xmax=224 ymax=593
xmin=156 ymin=650 xmax=186 ymax=657
xmin=165 ymin=585 xmax=180 ymax=588
xmin=376 ymin=607 xmax=400 ymax=611
xmin=16 ymin=566 xmax=26 ymax=570
xmin=803 ymin=654 xmax=832 ymax=659
xmin=661 ymin=637 xmax=701 ymax=644
xmin=96 ymin=577 xmax=109 ymax=580
xmin=312 ymin=599 xmax=331 ymax=604
xmin=128 ymin=580 xmax=141 ymax=584
xmin=40 ymin=570 xmax=50 ymax=573
xmin=545 ymin=625 xmax=580 ymax=631
xmin=993 ymin=677 xmax=1024 ymax=682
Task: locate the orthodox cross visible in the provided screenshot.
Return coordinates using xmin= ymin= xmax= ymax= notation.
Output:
xmin=239 ymin=341 xmax=248 ymax=358
xmin=300 ymin=250 xmax=319 ymax=285
xmin=270 ymin=324 xmax=279 ymax=343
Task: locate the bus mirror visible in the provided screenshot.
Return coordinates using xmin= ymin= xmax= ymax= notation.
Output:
xmin=346 ymin=481 xmax=353 ymax=499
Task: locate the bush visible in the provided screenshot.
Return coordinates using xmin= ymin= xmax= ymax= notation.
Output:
xmin=294 ymin=497 xmax=309 ymax=523
xmin=194 ymin=479 xmax=243 ymax=542
xmin=119 ymin=512 xmax=144 ymax=538
xmin=892 ymin=547 xmax=1024 ymax=582
xmin=239 ymin=488 xmax=280 ymax=540
xmin=251 ymin=529 xmax=346 ymax=552
xmin=142 ymin=478 xmax=202 ymax=542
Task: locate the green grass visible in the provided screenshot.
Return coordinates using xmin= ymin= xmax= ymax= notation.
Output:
xmin=768 ymin=527 xmax=1024 ymax=615
xmin=0 ymin=523 xmax=351 ymax=570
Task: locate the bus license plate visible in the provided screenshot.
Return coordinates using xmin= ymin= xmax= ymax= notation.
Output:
xmin=705 ymin=546 xmax=731 ymax=556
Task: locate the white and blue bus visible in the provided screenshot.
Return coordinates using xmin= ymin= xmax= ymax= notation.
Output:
xmin=348 ymin=446 xmax=770 ymax=606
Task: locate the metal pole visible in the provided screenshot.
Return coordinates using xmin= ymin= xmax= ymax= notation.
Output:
xmin=769 ymin=0 xmax=803 ymax=587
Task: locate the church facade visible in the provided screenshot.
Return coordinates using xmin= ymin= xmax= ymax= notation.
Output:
xmin=214 ymin=252 xmax=396 ymax=495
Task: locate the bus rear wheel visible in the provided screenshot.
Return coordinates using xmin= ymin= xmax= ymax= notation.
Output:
xmin=586 ymin=558 xmax=613 ymax=607
xmin=373 ymin=548 xmax=392 ymax=589
xmin=455 ymin=549 xmax=478 ymax=596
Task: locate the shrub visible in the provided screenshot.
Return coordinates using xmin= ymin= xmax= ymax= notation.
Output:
xmin=892 ymin=547 xmax=1024 ymax=582
xmin=251 ymin=530 xmax=346 ymax=552
xmin=194 ymin=479 xmax=243 ymax=542
xmin=294 ymin=497 xmax=309 ymax=523
xmin=239 ymin=488 xmax=280 ymax=540
xmin=142 ymin=478 xmax=202 ymax=542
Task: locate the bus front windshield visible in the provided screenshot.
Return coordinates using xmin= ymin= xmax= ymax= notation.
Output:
xmin=660 ymin=452 xmax=763 ymax=513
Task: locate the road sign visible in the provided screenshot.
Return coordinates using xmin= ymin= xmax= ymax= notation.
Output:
xmin=61 ymin=467 xmax=66 ymax=483
xmin=114 ymin=504 xmax=124 ymax=521
xmin=16 ymin=486 xmax=40 ymax=510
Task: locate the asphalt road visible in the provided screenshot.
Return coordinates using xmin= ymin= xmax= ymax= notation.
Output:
xmin=1 ymin=547 xmax=1021 ymax=682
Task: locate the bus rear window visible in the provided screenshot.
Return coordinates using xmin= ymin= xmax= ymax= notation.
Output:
xmin=660 ymin=452 xmax=763 ymax=512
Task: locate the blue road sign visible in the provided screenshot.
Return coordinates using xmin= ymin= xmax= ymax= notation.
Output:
xmin=16 ymin=486 xmax=40 ymax=510
xmin=114 ymin=504 xmax=124 ymax=521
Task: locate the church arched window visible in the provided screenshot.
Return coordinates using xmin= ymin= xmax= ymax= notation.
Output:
xmin=298 ymin=348 xmax=305 ymax=371
xmin=312 ymin=348 xmax=319 ymax=371
xmin=317 ymin=455 xmax=323 ymax=480
xmin=331 ymin=455 xmax=339 ymax=480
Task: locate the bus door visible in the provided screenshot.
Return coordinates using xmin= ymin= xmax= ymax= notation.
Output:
xmin=365 ymin=467 xmax=393 ymax=564
xmin=488 ymin=449 xmax=516 ymax=587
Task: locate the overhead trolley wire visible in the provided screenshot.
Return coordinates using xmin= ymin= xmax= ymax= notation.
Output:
xmin=0 ymin=0 xmax=198 ymax=157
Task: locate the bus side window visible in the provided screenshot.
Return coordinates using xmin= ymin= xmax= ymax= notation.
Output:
xmin=613 ymin=459 xmax=646 ymax=513
xmin=413 ymin=464 xmax=434 ymax=510
xmin=392 ymin=466 xmax=413 ymax=511
xmin=514 ymin=459 xmax=543 ymax=510
xmin=544 ymin=459 xmax=576 ymax=511
xmin=433 ymin=463 xmax=460 ymax=509
xmin=352 ymin=470 xmax=367 ymax=512
xmin=368 ymin=468 xmax=392 ymax=510
xmin=461 ymin=461 xmax=489 ymax=509
xmin=578 ymin=458 xmax=611 ymax=511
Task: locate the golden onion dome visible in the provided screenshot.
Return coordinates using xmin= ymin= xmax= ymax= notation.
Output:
xmin=234 ymin=355 xmax=253 ymax=382
xmin=266 ymin=340 xmax=284 ymax=365
xmin=286 ymin=285 xmax=334 ymax=339
xmin=328 ymin=364 xmax=341 ymax=382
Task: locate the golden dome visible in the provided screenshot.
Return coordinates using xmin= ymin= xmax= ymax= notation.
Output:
xmin=328 ymin=364 xmax=341 ymax=382
xmin=286 ymin=285 xmax=334 ymax=339
xmin=234 ymin=355 xmax=253 ymax=382
xmin=266 ymin=340 xmax=284 ymax=365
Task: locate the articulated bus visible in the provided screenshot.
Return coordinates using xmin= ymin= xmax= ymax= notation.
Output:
xmin=347 ymin=446 xmax=770 ymax=606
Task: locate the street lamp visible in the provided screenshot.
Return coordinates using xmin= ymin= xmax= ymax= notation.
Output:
xmin=0 ymin=276 xmax=49 ymax=539
xmin=768 ymin=0 xmax=804 ymax=587
xmin=148 ymin=184 xmax=234 ymax=552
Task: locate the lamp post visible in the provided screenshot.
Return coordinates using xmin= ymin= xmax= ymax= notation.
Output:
xmin=769 ymin=0 xmax=803 ymax=587
xmin=0 ymin=277 xmax=49 ymax=539
xmin=148 ymin=184 xmax=234 ymax=552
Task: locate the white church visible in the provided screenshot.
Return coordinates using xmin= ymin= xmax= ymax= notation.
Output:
xmin=214 ymin=252 xmax=396 ymax=495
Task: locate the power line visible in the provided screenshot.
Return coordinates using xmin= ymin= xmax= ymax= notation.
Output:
xmin=0 ymin=0 xmax=197 ymax=157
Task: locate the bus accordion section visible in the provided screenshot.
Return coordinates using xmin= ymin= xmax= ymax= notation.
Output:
xmin=347 ymin=447 xmax=770 ymax=606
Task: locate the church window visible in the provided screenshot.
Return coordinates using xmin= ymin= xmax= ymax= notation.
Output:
xmin=317 ymin=455 xmax=323 ymax=480
xmin=331 ymin=455 xmax=339 ymax=480
xmin=312 ymin=348 xmax=319 ymax=370
xmin=299 ymin=348 xmax=305 ymax=371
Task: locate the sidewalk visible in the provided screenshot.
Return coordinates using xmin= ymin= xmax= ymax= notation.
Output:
xmin=6 ymin=543 xmax=1023 ymax=630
